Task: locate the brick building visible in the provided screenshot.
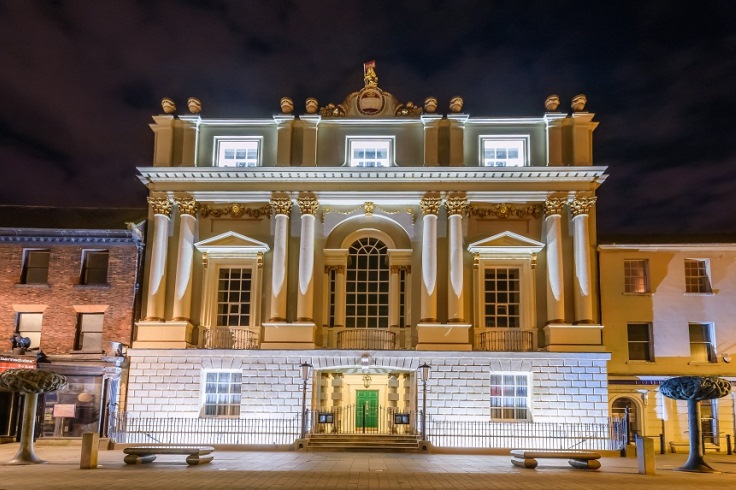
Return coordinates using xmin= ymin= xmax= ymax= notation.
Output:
xmin=0 ymin=206 xmax=145 ymax=439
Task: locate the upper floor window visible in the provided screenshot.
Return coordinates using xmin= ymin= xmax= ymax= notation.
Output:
xmin=347 ymin=138 xmax=392 ymax=167
xmin=484 ymin=267 xmax=520 ymax=328
xmin=75 ymin=313 xmax=104 ymax=351
xmin=215 ymin=138 xmax=261 ymax=167
xmin=627 ymin=323 xmax=653 ymax=361
xmin=21 ymin=250 xmax=50 ymax=284
xmin=345 ymin=238 xmax=390 ymax=328
xmin=202 ymin=371 xmax=242 ymax=417
xmin=481 ymin=137 xmax=528 ymax=167
xmin=624 ymin=259 xmax=649 ymax=293
xmin=689 ymin=322 xmax=716 ymax=363
xmin=490 ymin=373 xmax=529 ymax=421
xmin=216 ymin=268 xmax=253 ymax=328
xmin=81 ymin=250 xmax=109 ymax=285
xmin=16 ymin=312 xmax=43 ymax=349
xmin=684 ymin=259 xmax=712 ymax=293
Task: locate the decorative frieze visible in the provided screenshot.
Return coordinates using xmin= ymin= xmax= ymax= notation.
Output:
xmin=270 ymin=197 xmax=293 ymax=216
xmin=469 ymin=203 xmax=542 ymax=219
xmin=324 ymin=265 xmax=346 ymax=274
xmin=297 ymin=197 xmax=320 ymax=215
xmin=420 ymin=197 xmax=442 ymax=216
xmin=543 ymin=198 xmax=567 ymax=216
xmin=445 ymin=196 xmax=469 ymax=216
xmin=174 ymin=197 xmax=198 ymax=216
xmin=199 ymin=203 xmax=271 ymax=219
xmin=322 ymin=203 xmax=416 ymax=223
xmin=569 ymin=197 xmax=597 ymax=216
xmin=147 ymin=197 xmax=172 ymax=217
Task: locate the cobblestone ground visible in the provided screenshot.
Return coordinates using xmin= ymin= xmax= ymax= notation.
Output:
xmin=1 ymin=444 xmax=736 ymax=489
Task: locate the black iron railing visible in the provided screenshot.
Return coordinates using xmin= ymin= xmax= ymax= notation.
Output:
xmin=311 ymin=405 xmax=417 ymax=435
xmin=109 ymin=411 xmax=626 ymax=451
xmin=202 ymin=326 xmax=259 ymax=350
xmin=427 ymin=416 xmax=627 ymax=450
xmin=476 ymin=330 xmax=534 ymax=352
xmin=337 ymin=329 xmax=396 ymax=350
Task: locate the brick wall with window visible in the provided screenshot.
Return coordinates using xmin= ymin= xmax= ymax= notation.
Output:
xmin=0 ymin=239 xmax=140 ymax=355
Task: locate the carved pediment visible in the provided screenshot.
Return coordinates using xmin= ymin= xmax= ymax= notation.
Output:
xmin=467 ymin=231 xmax=544 ymax=255
xmin=195 ymin=231 xmax=270 ymax=254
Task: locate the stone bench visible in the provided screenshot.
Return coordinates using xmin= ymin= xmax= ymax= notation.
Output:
xmin=123 ymin=446 xmax=215 ymax=466
xmin=510 ymin=449 xmax=601 ymax=469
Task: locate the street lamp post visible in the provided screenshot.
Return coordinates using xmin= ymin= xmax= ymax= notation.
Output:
xmin=300 ymin=361 xmax=312 ymax=439
xmin=418 ymin=362 xmax=431 ymax=441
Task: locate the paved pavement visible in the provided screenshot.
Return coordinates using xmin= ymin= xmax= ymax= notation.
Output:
xmin=2 ymin=443 xmax=736 ymax=489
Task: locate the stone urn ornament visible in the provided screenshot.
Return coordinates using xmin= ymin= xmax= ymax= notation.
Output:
xmin=659 ymin=376 xmax=732 ymax=473
xmin=0 ymin=369 xmax=67 ymax=464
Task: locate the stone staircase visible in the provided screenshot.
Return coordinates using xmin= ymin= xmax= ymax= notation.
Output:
xmin=307 ymin=434 xmax=421 ymax=453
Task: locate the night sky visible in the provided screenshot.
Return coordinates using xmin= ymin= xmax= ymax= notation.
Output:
xmin=1 ymin=1 xmax=735 ymax=235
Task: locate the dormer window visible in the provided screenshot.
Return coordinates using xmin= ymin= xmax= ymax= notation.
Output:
xmin=347 ymin=137 xmax=393 ymax=167
xmin=215 ymin=138 xmax=261 ymax=167
xmin=481 ymin=137 xmax=528 ymax=167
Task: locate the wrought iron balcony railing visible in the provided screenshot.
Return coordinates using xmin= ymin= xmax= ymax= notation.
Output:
xmin=202 ymin=326 xmax=259 ymax=350
xmin=476 ymin=329 xmax=533 ymax=352
xmin=337 ymin=329 xmax=396 ymax=350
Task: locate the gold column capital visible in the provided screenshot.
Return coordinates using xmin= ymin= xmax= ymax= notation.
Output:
xmin=420 ymin=196 xmax=442 ymax=216
xmin=174 ymin=197 xmax=198 ymax=216
xmin=297 ymin=196 xmax=320 ymax=215
xmin=569 ymin=196 xmax=597 ymax=216
xmin=543 ymin=197 xmax=567 ymax=217
xmin=445 ymin=196 xmax=469 ymax=216
xmin=148 ymin=197 xmax=172 ymax=217
xmin=270 ymin=197 xmax=293 ymax=216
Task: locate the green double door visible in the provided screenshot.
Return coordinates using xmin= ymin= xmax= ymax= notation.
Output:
xmin=356 ymin=390 xmax=379 ymax=429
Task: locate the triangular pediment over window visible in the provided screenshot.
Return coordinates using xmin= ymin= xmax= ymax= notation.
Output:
xmin=195 ymin=231 xmax=270 ymax=255
xmin=468 ymin=231 xmax=544 ymax=255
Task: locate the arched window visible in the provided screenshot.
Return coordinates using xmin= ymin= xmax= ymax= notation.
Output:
xmin=345 ymin=237 xmax=389 ymax=328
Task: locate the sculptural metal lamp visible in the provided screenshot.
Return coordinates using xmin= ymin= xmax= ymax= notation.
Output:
xmin=299 ymin=362 xmax=312 ymax=439
xmin=418 ymin=362 xmax=431 ymax=441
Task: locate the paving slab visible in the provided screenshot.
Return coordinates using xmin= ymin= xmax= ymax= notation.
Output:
xmin=1 ymin=444 xmax=736 ymax=489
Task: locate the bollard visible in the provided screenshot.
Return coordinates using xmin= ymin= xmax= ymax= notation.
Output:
xmin=727 ymin=434 xmax=733 ymax=455
xmin=80 ymin=432 xmax=99 ymax=469
xmin=636 ymin=436 xmax=655 ymax=475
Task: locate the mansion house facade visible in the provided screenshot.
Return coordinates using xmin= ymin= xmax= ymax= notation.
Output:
xmin=125 ymin=65 xmax=610 ymax=439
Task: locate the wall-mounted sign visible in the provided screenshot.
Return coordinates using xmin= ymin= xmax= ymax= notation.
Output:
xmin=53 ymin=404 xmax=76 ymax=418
xmin=0 ymin=354 xmax=36 ymax=373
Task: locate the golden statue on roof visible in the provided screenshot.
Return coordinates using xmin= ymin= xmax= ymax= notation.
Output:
xmin=317 ymin=61 xmax=423 ymax=118
xmin=364 ymin=60 xmax=378 ymax=87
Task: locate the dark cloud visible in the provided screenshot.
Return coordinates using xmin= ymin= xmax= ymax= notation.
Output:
xmin=1 ymin=1 xmax=735 ymax=233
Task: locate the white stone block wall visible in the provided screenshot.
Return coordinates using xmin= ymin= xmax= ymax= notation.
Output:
xmin=125 ymin=349 xmax=610 ymax=424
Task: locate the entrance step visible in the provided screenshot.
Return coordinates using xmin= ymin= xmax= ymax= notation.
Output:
xmin=307 ymin=434 xmax=420 ymax=453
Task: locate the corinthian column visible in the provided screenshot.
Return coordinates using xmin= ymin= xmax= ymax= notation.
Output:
xmin=420 ymin=196 xmax=442 ymax=323
xmin=296 ymin=196 xmax=319 ymax=322
xmin=269 ymin=197 xmax=292 ymax=322
xmin=145 ymin=197 xmax=172 ymax=321
xmin=570 ymin=196 xmax=597 ymax=324
xmin=445 ymin=196 xmax=468 ymax=322
xmin=171 ymin=198 xmax=198 ymax=322
xmin=544 ymin=198 xmax=566 ymax=324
